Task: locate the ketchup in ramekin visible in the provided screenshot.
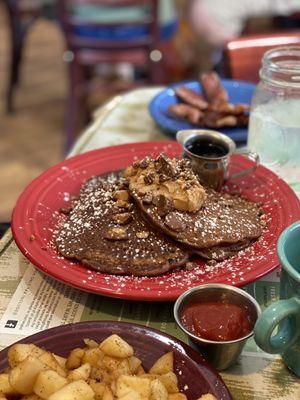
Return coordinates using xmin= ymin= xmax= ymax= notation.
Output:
xmin=181 ymin=301 xmax=253 ymax=342
xmin=174 ymin=284 xmax=261 ymax=370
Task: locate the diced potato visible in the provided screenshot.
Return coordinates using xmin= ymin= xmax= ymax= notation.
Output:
xmin=100 ymin=335 xmax=134 ymax=358
xmin=9 ymin=356 xmax=47 ymax=394
xmin=82 ymin=348 xmax=104 ymax=367
xmin=68 ymin=363 xmax=91 ymax=382
xmin=197 ymin=395 xmax=217 ymax=400
xmin=38 ymin=352 xmax=66 ymax=377
xmin=103 ymin=356 xmax=131 ymax=378
xmin=52 ymin=354 xmax=67 ymax=369
xmin=116 ymin=376 xmax=131 ymax=398
xmin=139 ymin=374 xmax=159 ymax=381
xmin=7 ymin=344 xmax=45 ymax=368
xmin=1 ymin=338 xmax=200 ymax=400
xmin=168 ymin=394 xmax=187 ymax=400
xmin=102 ymin=355 xmax=121 ymax=372
xmin=116 ymin=375 xmax=151 ymax=399
xmin=33 ymin=370 xmax=68 ymax=399
xmin=115 ymin=379 xmax=137 ymax=400
xmin=149 ymin=353 xmax=173 ymax=375
xmin=102 ymin=386 xmax=114 ymax=400
xmin=90 ymin=366 xmax=111 ymax=385
xmin=48 ymin=380 xmax=94 ymax=400
xmin=66 ymin=348 xmax=85 ymax=370
xmin=128 ymin=356 xmax=142 ymax=374
xmin=111 ymin=369 xmax=130 ymax=382
xmin=118 ymin=389 xmax=141 ymax=400
xmin=150 ymin=379 xmax=168 ymax=400
xmin=111 ymin=380 xmax=117 ymax=396
xmin=0 ymin=373 xmax=18 ymax=396
xmin=136 ymin=365 xmax=145 ymax=376
xmin=89 ymin=380 xmax=106 ymax=400
xmin=158 ymin=372 xmax=179 ymax=394
xmin=84 ymin=339 xmax=99 ymax=349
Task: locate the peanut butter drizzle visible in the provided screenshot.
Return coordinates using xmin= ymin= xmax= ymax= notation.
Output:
xmin=124 ymin=154 xmax=206 ymax=213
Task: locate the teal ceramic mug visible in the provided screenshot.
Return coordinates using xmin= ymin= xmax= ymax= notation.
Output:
xmin=254 ymin=221 xmax=300 ymax=376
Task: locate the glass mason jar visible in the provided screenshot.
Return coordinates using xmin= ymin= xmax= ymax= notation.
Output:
xmin=247 ymin=46 xmax=300 ymax=191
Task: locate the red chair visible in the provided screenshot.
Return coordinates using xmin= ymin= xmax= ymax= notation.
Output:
xmin=57 ymin=0 xmax=168 ymax=151
xmin=224 ymin=31 xmax=300 ymax=83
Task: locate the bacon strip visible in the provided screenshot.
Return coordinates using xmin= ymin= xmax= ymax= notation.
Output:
xmin=209 ymin=102 xmax=250 ymax=115
xmin=174 ymin=87 xmax=208 ymax=110
xmin=168 ymin=104 xmax=204 ymax=125
xmin=237 ymin=114 xmax=249 ymax=126
xmin=214 ymin=115 xmax=238 ymax=128
xmin=232 ymin=103 xmax=250 ymax=115
xmin=200 ymin=72 xmax=228 ymax=103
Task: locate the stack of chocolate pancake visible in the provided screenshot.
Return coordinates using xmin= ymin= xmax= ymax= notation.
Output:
xmin=55 ymin=154 xmax=264 ymax=276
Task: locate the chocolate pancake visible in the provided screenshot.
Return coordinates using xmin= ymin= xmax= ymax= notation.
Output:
xmin=55 ymin=175 xmax=188 ymax=276
xmin=196 ymin=239 xmax=254 ymax=261
xmin=134 ymin=188 xmax=263 ymax=251
xmin=125 ymin=155 xmax=263 ymax=252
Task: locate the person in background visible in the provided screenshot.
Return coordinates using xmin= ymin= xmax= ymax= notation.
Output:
xmin=189 ymin=0 xmax=300 ymax=47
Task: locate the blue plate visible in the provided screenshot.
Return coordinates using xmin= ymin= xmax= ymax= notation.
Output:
xmin=149 ymin=79 xmax=255 ymax=142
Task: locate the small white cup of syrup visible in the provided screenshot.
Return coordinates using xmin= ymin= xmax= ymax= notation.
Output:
xmin=177 ymin=129 xmax=259 ymax=191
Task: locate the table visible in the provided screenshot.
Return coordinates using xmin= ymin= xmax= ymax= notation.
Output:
xmin=1 ymin=87 xmax=300 ymax=399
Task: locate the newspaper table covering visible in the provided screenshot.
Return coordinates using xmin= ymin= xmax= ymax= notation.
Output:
xmin=0 ymin=88 xmax=299 ymax=399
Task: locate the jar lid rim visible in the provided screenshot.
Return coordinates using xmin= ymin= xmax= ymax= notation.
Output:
xmin=261 ymin=46 xmax=300 ymax=86
xmin=263 ymin=46 xmax=300 ymax=71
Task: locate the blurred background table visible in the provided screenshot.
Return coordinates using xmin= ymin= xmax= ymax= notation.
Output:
xmin=69 ymin=87 xmax=166 ymax=156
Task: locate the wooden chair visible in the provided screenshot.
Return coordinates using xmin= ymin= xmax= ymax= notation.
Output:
xmin=57 ymin=0 xmax=167 ymax=151
xmin=224 ymin=31 xmax=300 ymax=83
xmin=3 ymin=0 xmax=41 ymax=112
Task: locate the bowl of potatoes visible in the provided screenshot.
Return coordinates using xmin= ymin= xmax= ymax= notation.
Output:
xmin=0 ymin=321 xmax=232 ymax=400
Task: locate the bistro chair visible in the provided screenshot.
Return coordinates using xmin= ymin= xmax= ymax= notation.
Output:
xmin=224 ymin=30 xmax=300 ymax=83
xmin=4 ymin=0 xmax=41 ymax=113
xmin=57 ymin=0 xmax=171 ymax=151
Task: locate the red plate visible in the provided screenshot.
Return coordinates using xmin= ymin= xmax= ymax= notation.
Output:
xmin=0 ymin=321 xmax=232 ymax=399
xmin=12 ymin=141 xmax=300 ymax=301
